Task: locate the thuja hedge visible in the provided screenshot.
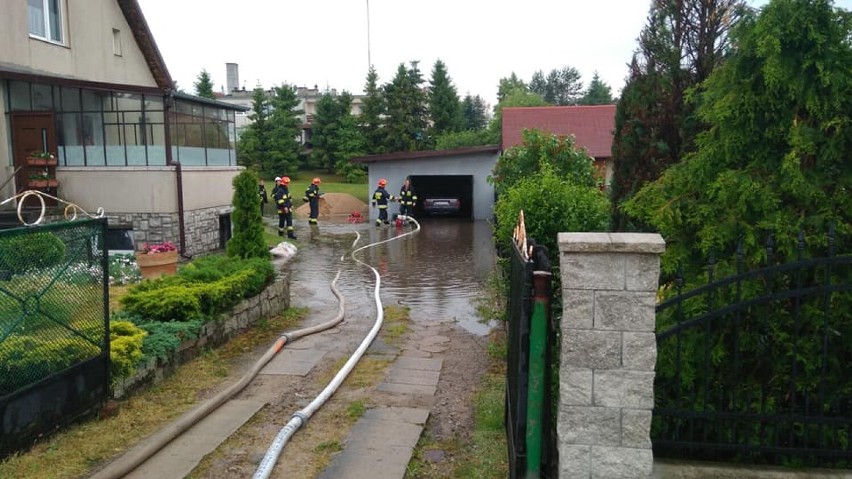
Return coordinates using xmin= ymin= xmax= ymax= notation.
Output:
xmin=120 ymin=255 xmax=274 ymax=323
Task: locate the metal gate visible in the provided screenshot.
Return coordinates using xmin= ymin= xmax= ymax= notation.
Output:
xmin=0 ymin=218 xmax=109 ymax=457
xmin=653 ymin=228 xmax=852 ymax=467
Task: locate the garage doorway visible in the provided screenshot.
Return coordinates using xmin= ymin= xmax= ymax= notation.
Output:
xmin=409 ymin=175 xmax=473 ymax=220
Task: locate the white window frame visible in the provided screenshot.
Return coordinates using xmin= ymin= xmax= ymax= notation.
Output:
xmin=28 ymin=0 xmax=64 ymax=45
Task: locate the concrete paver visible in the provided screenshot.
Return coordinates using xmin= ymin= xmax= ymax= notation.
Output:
xmin=318 ymin=407 xmax=429 ymax=479
xmin=260 ymin=348 xmax=327 ymax=376
xmin=125 ymin=400 xmax=265 ymax=479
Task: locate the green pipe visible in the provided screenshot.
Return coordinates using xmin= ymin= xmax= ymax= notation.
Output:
xmin=526 ymin=270 xmax=552 ymax=478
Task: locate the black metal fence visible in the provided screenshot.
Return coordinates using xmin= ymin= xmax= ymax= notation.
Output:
xmin=653 ymin=227 xmax=852 ymax=468
xmin=506 ymin=235 xmax=557 ymax=478
xmin=0 ymin=218 xmax=109 ymax=457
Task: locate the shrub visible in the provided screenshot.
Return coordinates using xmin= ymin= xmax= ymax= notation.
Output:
xmin=119 ymin=255 xmax=274 ymax=323
xmin=490 ymin=129 xmax=597 ymax=195
xmin=0 ymin=336 xmax=99 ymax=396
xmin=227 ymin=170 xmax=268 ymax=260
xmin=0 ymin=232 xmax=66 ymax=275
xmin=136 ymin=319 xmax=204 ymax=362
xmin=493 ymin=168 xmax=610 ymax=264
xmin=109 ymin=320 xmax=146 ymax=380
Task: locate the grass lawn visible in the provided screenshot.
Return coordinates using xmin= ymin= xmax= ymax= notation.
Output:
xmin=260 ymin=169 xmax=369 ymax=205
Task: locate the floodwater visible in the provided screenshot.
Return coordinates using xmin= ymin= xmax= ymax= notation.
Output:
xmin=280 ymin=218 xmax=497 ymax=336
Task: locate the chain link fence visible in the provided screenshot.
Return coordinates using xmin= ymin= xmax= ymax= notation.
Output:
xmin=0 ymin=218 xmax=108 ymax=456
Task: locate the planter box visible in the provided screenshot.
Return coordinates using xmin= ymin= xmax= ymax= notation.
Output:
xmin=26 ymin=157 xmax=58 ymax=166
xmin=135 ymin=250 xmax=179 ymax=279
xmin=27 ymin=179 xmax=59 ymax=188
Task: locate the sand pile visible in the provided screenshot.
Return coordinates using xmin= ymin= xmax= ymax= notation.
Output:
xmin=293 ymin=192 xmax=369 ymax=219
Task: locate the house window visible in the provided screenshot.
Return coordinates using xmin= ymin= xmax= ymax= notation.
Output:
xmin=112 ymin=28 xmax=122 ymax=56
xmin=28 ymin=0 xmax=63 ymax=44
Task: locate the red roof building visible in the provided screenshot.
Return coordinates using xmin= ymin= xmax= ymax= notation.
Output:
xmin=502 ymin=105 xmax=616 ymax=185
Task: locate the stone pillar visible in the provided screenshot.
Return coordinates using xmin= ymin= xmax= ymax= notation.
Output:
xmin=557 ymin=232 xmax=664 ymax=479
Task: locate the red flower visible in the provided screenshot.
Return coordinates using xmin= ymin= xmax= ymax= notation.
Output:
xmin=141 ymin=241 xmax=177 ymax=254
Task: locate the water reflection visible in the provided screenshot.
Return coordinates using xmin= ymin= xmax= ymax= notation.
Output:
xmin=288 ymin=219 xmax=497 ymax=335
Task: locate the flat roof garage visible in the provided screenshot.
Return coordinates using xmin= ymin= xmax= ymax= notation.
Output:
xmin=351 ymin=146 xmax=500 ymax=222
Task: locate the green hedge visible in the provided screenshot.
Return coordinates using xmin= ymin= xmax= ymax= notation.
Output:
xmin=120 ymin=255 xmax=273 ymax=323
xmin=0 ymin=232 xmax=66 ymax=275
xmin=0 ymin=336 xmax=99 ymax=397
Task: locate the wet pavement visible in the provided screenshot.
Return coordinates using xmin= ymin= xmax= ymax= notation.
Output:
xmin=281 ymin=218 xmax=498 ymax=336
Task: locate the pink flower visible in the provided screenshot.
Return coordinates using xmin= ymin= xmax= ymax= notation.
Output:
xmin=141 ymin=241 xmax=177 ymax=254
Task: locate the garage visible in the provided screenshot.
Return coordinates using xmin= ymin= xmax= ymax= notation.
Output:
xmin=351 ymin=146 xmax=500 ymax=222
xmin=409 ymin=175 xmax=473 ymax=219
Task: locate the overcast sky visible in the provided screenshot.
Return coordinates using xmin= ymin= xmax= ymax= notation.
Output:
xmin=136 ymin=0 xmax=846 ymax=107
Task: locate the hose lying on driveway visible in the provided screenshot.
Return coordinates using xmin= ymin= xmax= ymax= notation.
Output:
xmin=253 ymin=218 xmax=421 ymax=479
xmin=90 ymin=270 xmax=347 ymax=479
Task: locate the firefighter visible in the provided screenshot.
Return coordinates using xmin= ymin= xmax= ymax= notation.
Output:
xmin=372 ymin=178 xmax=395 ymax=226
xmin=398 ymin=176 xmax=417 ymax=220
xmin=303 ymin=177 xmax=323 ymax=225
xmin=259 ymin=180 xmax=269 ymax=215
xmin=274 ymin=176 xmax=296 ymax=239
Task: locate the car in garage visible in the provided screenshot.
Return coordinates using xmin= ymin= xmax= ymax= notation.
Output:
xmin=422 ymin=197 xmax=461 ymax=216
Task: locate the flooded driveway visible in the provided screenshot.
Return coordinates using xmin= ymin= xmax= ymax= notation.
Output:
xmin=281 ymin=218 xmax=497 ymax=335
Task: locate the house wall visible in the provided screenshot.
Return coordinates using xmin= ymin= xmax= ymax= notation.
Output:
xmin=59 ymin=166 xmax=239 ymax=254
xmin=0 ymin=0 xmax=157 ymax=88
xmin=365 ymin=151 xmax=499 ymax=221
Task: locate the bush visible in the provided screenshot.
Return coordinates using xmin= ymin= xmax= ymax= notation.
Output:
xmin=228 ymin=170 xmax=268 ymax=260
xmin=493 ymin=168 xmax=610 ymax=264
xmin=136 ymin=319 xmax=204 ymax=362
xmin=119 ymin=255 xmax=274 ymax=323
xmin=0 ymin=232 xmax=66 ymax=275
xmin=435 ymin=129 xmax=497 ymax=150
xmin=0 ymin=336 xmax=99 ymax=396
xmin=491 ymin=129 xmax=597 ymax=195
xmin=109 ymin=320 xmax=146 ymax=380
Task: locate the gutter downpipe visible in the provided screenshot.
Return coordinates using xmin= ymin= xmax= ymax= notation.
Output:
xmin=525 ymin=269 xmax=551 ymax=478
xmin=163 ymin=89 xmax=188 ymax=258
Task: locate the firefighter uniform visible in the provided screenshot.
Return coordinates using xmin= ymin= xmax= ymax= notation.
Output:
xmin=372 ymin=180 xmax=395 ymax=225
xmin=275 ymin=179 xmax=296 ymax=239
xmin=398 ymin=179 xmax=417 ymax=218
xmin=303 ymin=178 xmax=322 ymax=225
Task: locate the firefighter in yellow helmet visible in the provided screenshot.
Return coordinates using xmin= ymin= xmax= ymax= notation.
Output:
xmin=371 ymin=178 xmax=395 ymax=226
xmin=303 ymin=177 xmax=323 ymax=225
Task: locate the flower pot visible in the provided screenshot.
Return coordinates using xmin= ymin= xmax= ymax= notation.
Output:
xmin=26 ymin=157 xmax=58 ymax=166
xmin=27 ymin=179 xmax=59 ymax=188
xmin=135 ymin=250 xmax=179 ymax=279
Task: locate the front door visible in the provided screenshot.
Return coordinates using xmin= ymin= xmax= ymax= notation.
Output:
xmin=11 ymin=113 xmax=57 ymax=206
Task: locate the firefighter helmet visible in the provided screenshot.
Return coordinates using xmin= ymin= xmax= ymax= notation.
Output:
xmin=274 ymin=177 xmax=281 ymax=182
xmin=282 ymin=176 xmax=290 ymax=184
xmin=378 ymin=178 xmax=387 ymax=187
xmin=312 ymin=177 xmax=321 ymax=185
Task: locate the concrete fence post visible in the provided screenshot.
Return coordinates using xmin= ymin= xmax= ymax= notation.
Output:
xmin=557 ymin=232 xmax=665 ymax=479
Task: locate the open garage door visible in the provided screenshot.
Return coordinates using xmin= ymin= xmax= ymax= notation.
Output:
xmin=409 ymin=175 xmax=473 ymax=220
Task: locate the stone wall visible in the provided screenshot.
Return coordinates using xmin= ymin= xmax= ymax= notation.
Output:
xmin=112 ymin=272 xmax=290 ymax=398
xmin=107 ymin=205 xmax=232 ymax=256
xmin=557 ymin=232 xmax=665 ymax=479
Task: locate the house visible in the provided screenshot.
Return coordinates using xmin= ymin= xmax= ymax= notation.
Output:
xmin=502 ymin=105 xmax=616 ymax=186
xmin=0 ymin=0 xmax=248 ymax=255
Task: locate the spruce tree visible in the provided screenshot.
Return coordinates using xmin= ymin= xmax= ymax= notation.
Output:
xmin=359 ymin=67 xmax=386 ymax=154
xmin=428 ymin=59 xmax=463 ymax=138
xmin=384 ymin=62 xmax=428 ymax=152
xmin=579 ymin=72 xmax=614 ymax=105
xmin=237 ymin=87 xmax=271 ymax=172
xmin=267 ymin=84 xmax=303 ymax=175
xmin=461 ymin=94 xmax=489 ymax=131
xmin=193 ymin=69 xmax=216 ymax=99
